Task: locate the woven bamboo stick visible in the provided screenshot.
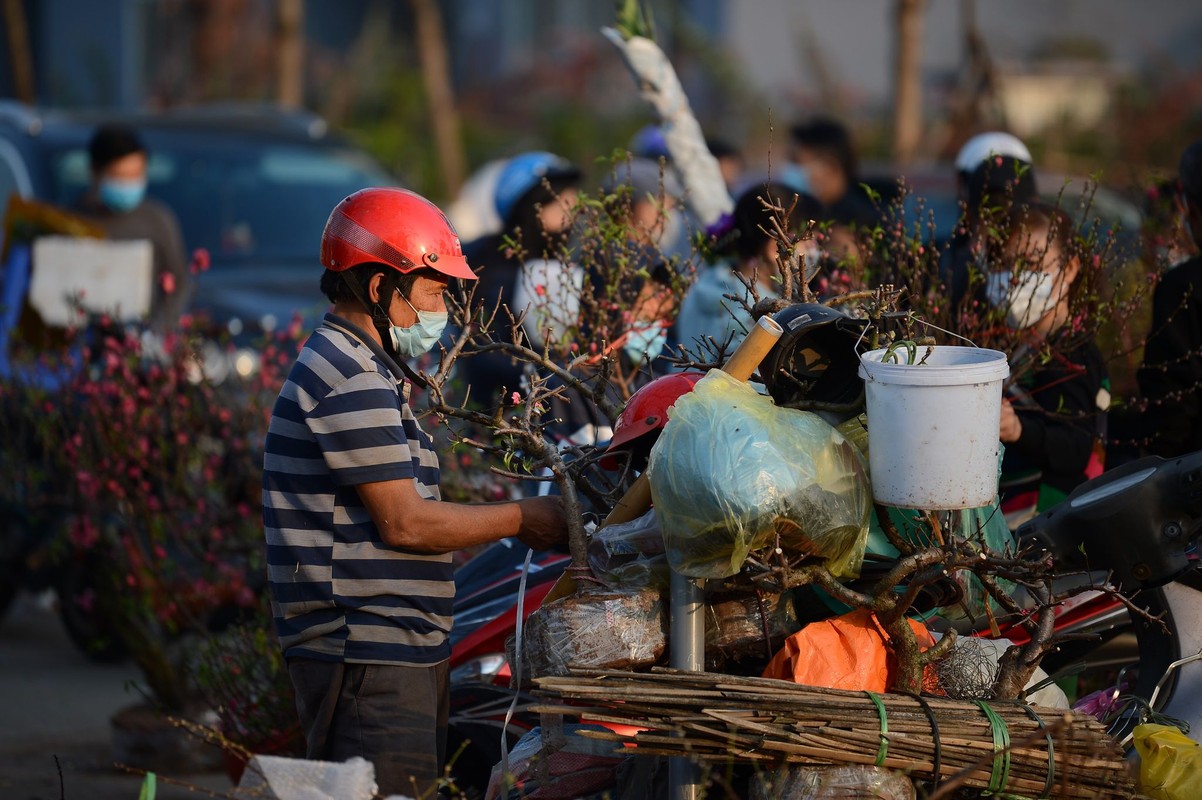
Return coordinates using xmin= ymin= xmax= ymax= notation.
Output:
xmin=532 ymin=669 xmax=1134 ymax=799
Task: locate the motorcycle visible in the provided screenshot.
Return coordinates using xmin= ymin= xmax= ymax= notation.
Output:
xmin=446 ymin=539 xmax=571 ymax=794
xmin=1017 ymin=448 xmax=1202 ymax=739
xmin=444 ymin=449 xmax=1202 ymax=795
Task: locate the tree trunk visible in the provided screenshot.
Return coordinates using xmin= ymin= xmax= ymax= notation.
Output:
xmin=2 ymin=0 xmax=36 ymax=103
xmin=891 ymin=0 xmax=927 ymax=166
xmin=410 ymin=0 xmax=467 ymax=199
xmin=276 ymin=0 xmax=304 ymax=108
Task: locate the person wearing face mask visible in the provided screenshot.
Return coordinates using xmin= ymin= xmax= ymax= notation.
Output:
xmin=540 ymin=256 xmax=680 ymax=467
xmin=461 ymin=151 xmax=582 ymax=407
xmin=990 ymin=202 xmax=1109 ymax=527
xmin=262 ymin=188 xmax=567 ymax=797
xmin=676 ymin=180 xmax=822 ymax=355
xmin=1137 ymin=138 xmax=1202 ymax=458
xmin=75 ymin=123 xmax=189 ymax=331
xmin=940 ymin=151 xmax=1039 ymax=316
xmin=788 ymin=117 xmax=879 ymax=231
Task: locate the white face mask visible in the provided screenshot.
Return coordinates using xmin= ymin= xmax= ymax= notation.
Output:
xmin=985 ymin=270 xmax=1061 ymax=330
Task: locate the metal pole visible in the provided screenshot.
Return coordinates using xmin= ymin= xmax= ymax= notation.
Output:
xmin=668 ymin=569 xmax=704 ymax=800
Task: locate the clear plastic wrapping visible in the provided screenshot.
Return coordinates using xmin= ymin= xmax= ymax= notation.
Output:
xmin=647 ymin=370 xmax=872 ymax=579
xmin=705 ymin=590 xmax=799 ymax=662
xmin=586 ymin=508 xmax=669 ymax=591
xmin=514 ymin=588 xmax=666 ymax=681
xmin=751 ymin=765 xmax=916 ymax=800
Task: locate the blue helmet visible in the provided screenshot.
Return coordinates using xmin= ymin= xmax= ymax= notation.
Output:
xmin=493 ymin=151 xmax=581 ymax=223
xmin=630 ymin=124 xmax=670 ymax=160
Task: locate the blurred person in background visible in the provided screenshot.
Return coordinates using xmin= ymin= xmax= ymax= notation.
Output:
xmin=461 ymin=151 xmax=582 ymax=407
xmin=953 ymin=132 xmax=1032 ymax=206
xmin=706 ymin=136 xmax=745 ymax=192
xmin=675 ymin=180 xmax=822 ymax=354
xmin=75 ymin=123 xmax=190 ymax=331
xmin=990 ymin=202 xmax=1108 ymax=527
xmin=264 ymin=188 xmax=566 ymax=796
xmin=941 ymin=152 xmax=1039 ymax=313
xmin=539 ymin=159 xmax=686 ymax=453
xmin=1138 ymin=138 xmax=1202 ymax=458
xmin=600 ymin=157 xmax=685 ymax=253
xmin=788 ymin=116 xmax=878 ymax=230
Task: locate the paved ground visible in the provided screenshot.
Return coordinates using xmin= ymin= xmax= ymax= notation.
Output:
xmin=0 ymin=592 xmax=235 ymax=799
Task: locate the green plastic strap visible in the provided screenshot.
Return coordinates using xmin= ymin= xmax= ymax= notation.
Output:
xmin=865 ymin=691 xmax=889 ymax=766
xmin=975 ymin=700 xmax=1012 ymax=795
xmin=1022 ymin=703 xmax=1055 ymax=798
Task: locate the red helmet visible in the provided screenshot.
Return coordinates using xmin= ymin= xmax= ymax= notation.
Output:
xmin=320 ymin=187 xmax=476 ymax=280
xmin=605 ymin=372 xmax=706 ymax=460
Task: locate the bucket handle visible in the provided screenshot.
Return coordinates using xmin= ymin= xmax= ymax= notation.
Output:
xmin=853 ymin=316 xmax=981 ymax=354
xmin=913 ymin=317 xmax=980 ymax=347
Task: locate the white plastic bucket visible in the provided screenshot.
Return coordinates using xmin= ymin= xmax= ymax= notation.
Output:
xmin=858 ymin=346 xmax=1010 ymax=510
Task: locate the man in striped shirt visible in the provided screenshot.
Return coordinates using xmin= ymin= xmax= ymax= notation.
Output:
xmin=263 ymin=188 xmax=566 ymax=796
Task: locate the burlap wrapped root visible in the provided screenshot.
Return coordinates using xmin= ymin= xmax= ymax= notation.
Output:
xmin=647 ymin=370 xmax=871 ymax=579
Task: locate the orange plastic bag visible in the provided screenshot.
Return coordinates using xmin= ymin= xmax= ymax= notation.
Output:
xmin=762 ymin=608 xmax=935 ymax=693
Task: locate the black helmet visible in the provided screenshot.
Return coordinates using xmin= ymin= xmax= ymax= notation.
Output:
xmin=761 ymin=303 xmax=867 ymax=410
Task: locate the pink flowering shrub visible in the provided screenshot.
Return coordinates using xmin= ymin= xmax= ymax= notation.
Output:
xmin=189 ymin=605 xmax=305 ymax=768
xmin=3 ymin=309 xmax=296 ymax=713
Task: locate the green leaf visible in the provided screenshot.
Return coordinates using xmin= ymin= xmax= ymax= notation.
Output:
xmin=139 ymin=773 xmax=157 ymax=800
xmin=615 ymin=0 xmax=656 ymax=40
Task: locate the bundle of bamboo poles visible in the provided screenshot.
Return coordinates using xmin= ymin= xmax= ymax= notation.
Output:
xmin=532 ymin=669 xmax=1135 ymax=799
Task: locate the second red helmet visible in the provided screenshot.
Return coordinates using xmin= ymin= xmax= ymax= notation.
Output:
xmin=321 ymin=187 xmax=476 ymax=281
xmin=606 ymin=371 xmax=706 ymax=457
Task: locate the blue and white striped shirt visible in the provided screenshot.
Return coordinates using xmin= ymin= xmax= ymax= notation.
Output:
xmin=263 ymin=314 xmax=451 ymax=666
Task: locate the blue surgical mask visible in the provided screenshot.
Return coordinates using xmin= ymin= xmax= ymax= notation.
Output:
xmin=391 ymin=291 xmax=448 ymax=357
xmin=623 ymin=324 xmax=667 ymax=363
xmin=98 ymin=178 xmax=147 ymax=212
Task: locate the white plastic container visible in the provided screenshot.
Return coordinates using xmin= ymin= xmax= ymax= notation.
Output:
xmin=858 ymin=345 xmax=1010 ymax=510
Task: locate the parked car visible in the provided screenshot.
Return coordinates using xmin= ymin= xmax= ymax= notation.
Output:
xmin=0 ymin=101 xmax=396 ymax=377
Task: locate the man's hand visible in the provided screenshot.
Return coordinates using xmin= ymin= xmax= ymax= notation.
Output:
xmin=515 ymin=496 xmax=568 ymax=551
xmin=999 ymin=399 xmax=1023 ymax=444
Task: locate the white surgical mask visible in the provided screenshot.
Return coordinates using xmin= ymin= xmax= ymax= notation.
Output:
xmin=391 ymin=291 xmax=448 ymax=357
xmin=985 ymin=270 xmax=1059 ymax=330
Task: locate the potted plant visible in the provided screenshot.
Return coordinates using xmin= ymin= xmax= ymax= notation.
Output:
xmin=190 ymin=607 xmax=306 ymax=784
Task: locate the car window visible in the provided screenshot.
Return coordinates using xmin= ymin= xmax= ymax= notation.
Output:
xmin=47 ymin=142 xmax=391 ymax=266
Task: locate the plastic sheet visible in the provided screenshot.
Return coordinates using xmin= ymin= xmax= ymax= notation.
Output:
xmin=234 ymin=755 xmax=378 ymax=800
xmin=761 ymin=608 xmax=935 ymax=693
xmin=1134 ymin=724 xmax=1202 ymax=800
xmin=647 ymin=370 xmax=871 ymax=579
xmin=485 ymin=723 xmax=623 ymax=800
xmin=514 ymin=588 xmax=666 ymax=680
xmin=750 ymin=765 xmax=916 ymax=800
xmin=586 ymin=508 xmax=669 ymax=590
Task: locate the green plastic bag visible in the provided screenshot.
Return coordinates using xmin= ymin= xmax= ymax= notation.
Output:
xmin=1135 ymin=724 xmax=1202 ymax=800
xmin=647 ymin=370 xmax=871 ymax=579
